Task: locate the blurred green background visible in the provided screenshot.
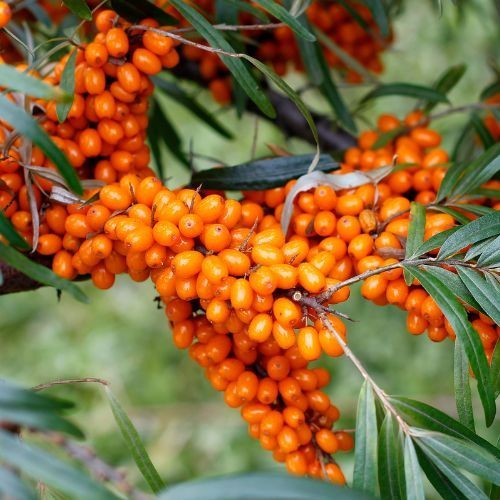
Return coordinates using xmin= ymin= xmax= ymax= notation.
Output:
xmin=0 ymin=0 xmax=498 ymax=494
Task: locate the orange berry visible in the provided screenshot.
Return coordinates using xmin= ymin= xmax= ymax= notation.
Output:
xmin=297 ymin=327 xmax=321 ymax=361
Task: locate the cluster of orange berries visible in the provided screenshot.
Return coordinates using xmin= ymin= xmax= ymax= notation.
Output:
xmin=43 ymin=176 xmax=352 ymax=482
xmin=0 ymin=8 xmax=182 ymax=248
xmin=249 ymin=109 xmax=499 ymax=359
xmin=175 ymin=0 xmax=391 ymax=104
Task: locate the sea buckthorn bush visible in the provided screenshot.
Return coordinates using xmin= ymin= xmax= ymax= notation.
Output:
xmin=0 ymin=1 xmax=498 ymax=499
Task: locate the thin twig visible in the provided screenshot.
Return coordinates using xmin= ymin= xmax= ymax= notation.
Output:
xmin=32 ymin=378 xmax=109 ymax=392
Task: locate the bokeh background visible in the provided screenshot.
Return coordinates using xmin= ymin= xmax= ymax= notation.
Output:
xmin=0 ymin=0 xmax=498 ymax=494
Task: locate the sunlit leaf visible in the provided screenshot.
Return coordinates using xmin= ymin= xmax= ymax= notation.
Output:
xmin=404 ymin=437 xmax=425 ymax=500
xmin=454 ymin=341 xmax=475 ymax=432
xmin=353 ymin=381 xmax=378 ymax=495
xmin=404 ymin=202 xmax=425 ymax=284
xmin=62 ymin=0 xmax=92 ymax=20
xmin=105 ymin=387 xmax=164 ymax=493
xmin=56 ymin=49 xmax=77 ymax=123
xmin=378 ymin=414 xmax=406 ymax=499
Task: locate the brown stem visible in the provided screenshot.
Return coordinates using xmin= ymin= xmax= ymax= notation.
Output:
xmin=32 ymin=377 xmax=109 ymax=392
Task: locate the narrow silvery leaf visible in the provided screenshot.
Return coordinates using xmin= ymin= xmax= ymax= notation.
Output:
xmin=454 ymin=340 xmax=475 ymax=432
xmin=404 ymin=437 xmax=425 ymax=500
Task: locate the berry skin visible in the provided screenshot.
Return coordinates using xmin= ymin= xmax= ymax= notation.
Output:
xmin=0 ymin=1 xmax=11 ymax=29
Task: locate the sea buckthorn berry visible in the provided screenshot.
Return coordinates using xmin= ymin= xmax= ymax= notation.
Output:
xmin=236 ymin=371 xmax=259 ymax=401
xmin=65 ymin=214 xmax=91 ymax=239
xmin=132 ymin=48 xmax=162 ymax=75
xmin=201 ymin=224 xmax=231 ymax=252
xmin=272 ymin=322 xmax=296 ymax=349
xmin=249 ymin=266 xmax=278 ymax=296
xmin=316 ymin=429 xmax=339 ymax=454
xmin=91 ymin=263 xmax=115 ymax=290
xmin=260 ymin=410 xmax=284 ymax=437
xmin=326 ymin=463 xmax=346 ymax=486
xmin=143 ymin=29 xmax=174 ymax=56
xmin=361 ymin=275 xmax=388 ymax=300
xmin=407 ymin=312 xmax=428 ymax=335
xmin=285 ymin=451 xmax=308 ymax=476
xmin=386 ymin=278 xmax=409 ymax=306
xmin=249 ymin=313 xmax=273 ymax=342
xmin=0 ymin=1 xmax=11 ymax=28
xmin=85 ymin=42 xmax=108 ymax=67
xmin=273 ymin=298 xmax=302 ymax=329
xmin=313 ymin=211 xmax=336 ymax=237
xmin=99 ymin=184 xmax=133 ymax=211
xmin=359 ymin=209 xmax=378 ymax=234
xmin=193 ymin=194 xmax=225 ymax=223
xmin=297 ymin=263 xmax=325 ymax=294
xmin=37 ymin=234 xmax=62 ymax=256
xmin=153 ymin=220 xmax=181 ymax=247
xmin=79 ymin=128 xmax=102 ymax=156
xmin=348 ymin=234 xmax=374 ymax=260
xmin=421 ymin=296 xmax=443 ymax=326
xmin=297 ymin=327 xmax=321 ymax=361
xmin=105 ymin=28 xmax=129 ymax=57
xmin=257 ymin=378 xmax=278 ymax=405
xmin=252 ymin=244 xmax=284 ymax=266
xmin=337 ymin=215 xmax=361 ymax=242
xmin=267 ymin=355 xmax=290 ymax=381
xmin=202 ymin=255 xmax=229 ymax=284
xmin=282 ymin=239 xmax=309 ymax=265
xmin=219 ymin=249 xmax=250 ymax=276
xmin=52 ymin=250 xmax=76 ymax=280
xmin=313 ymin=185 xmax=337 ymax=210
xmin=277 ymin=426 xmax=300 ymax=453
xmin=307 ymin=390 xmax=330 ymax=413
xmin=172 ymin=251 xmax=204 ymax=278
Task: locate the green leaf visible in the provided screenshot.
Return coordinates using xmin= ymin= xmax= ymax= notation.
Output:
xmin=104 ymin=387 xmax=164 ymax=493
xmin=361 ymin=0 xmax=389 ymax=37
xmin=464 ymin=236 xmax=496 ymax=261
xmin=216 ymin=0 xmax=270 ymax=21
xmin=253 ymin=0 xmax=315 ymax=41
xmin=0 ymin=381 xmax=73 ymax=411
xmin=411 ymin=227 xmax=458 ymax=258
xmin=442 ymin=143 xmax=500 ymax=202
xmin=476 ymin=235 xmax=500 ymax=267
xmin=152 ymin=78 xmax=233 ymax=138
xmin=0 ymin=430 xmax=117 ymax=500
xmin=244 ymin=55 xmax=319 ymax=142
xmin=491 ymin=343 xmax=500 ymax=398
xmin=56 ymin=49 xmax=77 ymax=123
xmin=110 ymin=0 xmax=178 ymax=25
xmin=0 ymin=211 xmax=30 ymax=250
xmin=453 ymin=203 xmax=495 ymax=217
xmin=454 ymin=341 xmax=475 ymax=432
xmin=190 ymin=154 xmax=337 ymax=190
xmin=314 ymin=41 xmax=357 ymax=134
xmin=0 ymin=66 xmax=67 ymax=101
xmin=62 ymin=0 xmax=92 ymax=20
xmin=424 ymin=64 xmax=466 ymax=113
xmin=421 ymin=266 xmax=482 ymax=313
xmin=451 ymin=120 xmax=476 ymax=164
xmin=404 ymin=202 xmax=425 ymax=284
xmin=404 ymin=266 xmax=495 ymax=426
xmin=0 ymin=242 xmax=88 ymax=303
xmin=378 ymin=414 xmax=406 ymax=499
xmin=0 ymin=467 xmax=36 ymax=500
xmin=438 ymin=212 xmax=500 ymax=259
xmin=417 ymin=440 xmax=488 ymax=500
xmin=414 ymin=430 xmax=500 ymax=485
xmin=456 ymin=267 xmax=500 ymax=324
xmin=471 ymin=187 xmax=500 ymax=200
xmin=361 ymin=84 xmax=449 ymax=104
xmin=159 ymin=472 xmax=372 ymax=499
xmin=353 ymin=380 xmax=378 ymax=495
xmin=169 ymin=0 xmax=274 ymax=117
xmin=480 ymin=81 xmax=500 ymax=101
xmin=149 ymin=97 xmax=189 ymax=168
xmin=0 ymin=408 xmax=83 ymax=438
xmin=0 ymin=95 xmax=82 ymax=195
xmin=404 ymin=437 xmax=425 ymax=500
xmin=389 ymin=397 xmax=500 ymax=459
xmin=471 ymin=114 xmax=495 ymax=149
xmin=415 ymin=446 xmax=467 ymax=500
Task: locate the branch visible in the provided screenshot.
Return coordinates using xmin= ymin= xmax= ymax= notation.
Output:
xmin=0 ymin=257 xmax=49 ymax=295
xmin=172 ymin=61 xmax=357 ymax=151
